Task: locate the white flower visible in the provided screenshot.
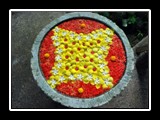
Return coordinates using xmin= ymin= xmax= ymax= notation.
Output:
xmin=105 ymin=37 xmax=111 ymax=42
xmin=77 ymin=35 xmax=82 ymax=40
xmin=77 ymin=74 xmax=84 ymax=80
xmin=69 ymin=74 xmax=75 ymax=80
xmin=102 ymin=71 xmax=108 ymax=75
xmin=51 ymin=35 xmax=58 ymax=41
xmin=57 ymin=49 xmax=63 ymax=54
xmin=55 ymin=55 xmax=61 ymax=61
xmin=59 ymin=76 xmax=65 ymax=82
xmin=98 ymin=31 xmax=103 ymax=35
xmin=93 ymin=33 xmax=98 ymax=39
xmin=87 ymin=74 xmax=92 ymax=80
xmin=94 ymin=78 xmax=100 ymax=84
xmin=99 ymin=63 xmax=105 ymax=68
xmin=98 ymin=55 xmax=103 ymax=59
xmin=54 ymin=41 xmax=60 ymax=46
xmin=57 ymin=63 xmax=62 ymax=68
xmin=100 ymin=46 xmax=106 ymax=51
xmin=51 ymin=80 xmax=56 ymax=86
xmin=54 ymin=27 xmax=60 ymax=32
xmin=62 ymin=31 xmax=67 ymax=36
xmin=52 ymin=69 xmax=58 ymax=75
xmin=70 ymin=33 xmax=75 ymax=38
xmin=106 ymin=29 xmax=112 ymax=35
xmin=104 ymin=79 xmax=110 ymax=85
xmin=86 ymin=35 xmax=91 ymax=40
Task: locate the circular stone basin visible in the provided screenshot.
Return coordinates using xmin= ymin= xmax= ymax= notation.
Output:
xmin=31 ymin=12 xmax=134 ymax=108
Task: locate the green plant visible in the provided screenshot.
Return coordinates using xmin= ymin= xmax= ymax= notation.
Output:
xmin=122 ymin=15 xmax=137 ymax=27
xmin=95 ymin=12 xmax=148 ymax=44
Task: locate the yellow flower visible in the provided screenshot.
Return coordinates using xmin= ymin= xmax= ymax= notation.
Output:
xmin=108 ymin=77 xmax=113 ymax=82
xmin=85 ymin=42 xmax=90 ymax=46
xmin=93 ymin=48 xmax=98 ymax=52
xmin=78 ymin=88 xmax=84 ymax=93
xmin=80 ymin=23 xmax=86 ymax=28
xmin=108 ymin=82 xmax=114 ymax=88
xmin=90 ymin=81 xmax=95 ymax=85
xmin=96 ymin=84 xmax=101 ymax=89
xmin=98 ymin=50 xmax=103 ymax=54
xmin=49 ymin=76 xmax=54 ymax=80
xmin=102 ymin=84 xmax=108 ymax=89
xmin=65 ymin=70 xmax=71 ymax=76
xmin=88 ymin=69 xmax=93 ymax=74
xmin=47 ymin=79 xmax=57 ymax=88
xmin=94 ymin=58 xmax=99 ymax=63
xmin=83 ymin=79 xmax=89 ymax=84
xmin=110 ymin=56 xmax=117 ymax=61
xmin=102 ymin=74 xmax=110 ymax=79
xmin=47 ymin=27 xmax=115 ymax=90
xmin=71 ymin=68 xmax=76 ymax=74
xmin=105 ymin=28 xmax=114 ymax=37
xmin=44 ymin=53 xmax=50 ymax=58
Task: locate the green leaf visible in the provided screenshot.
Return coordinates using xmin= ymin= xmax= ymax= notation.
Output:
xmin=128 ymin=16 xmax=136 ymax=24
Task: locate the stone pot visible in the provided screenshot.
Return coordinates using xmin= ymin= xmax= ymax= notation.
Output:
xmin=31 ymin=12 xmax=135 ymax=108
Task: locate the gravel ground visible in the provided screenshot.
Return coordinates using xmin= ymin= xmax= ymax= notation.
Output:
xmin=11 ymin=11 xmax=149 ymax=109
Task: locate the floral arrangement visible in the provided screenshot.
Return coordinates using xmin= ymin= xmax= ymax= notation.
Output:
xmin=39 ymin=19 xmax=126 ymax=98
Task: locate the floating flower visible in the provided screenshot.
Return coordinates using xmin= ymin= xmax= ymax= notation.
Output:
xmin=70 ymin=32 xmax=75 ymax=38
xmin=51 ymin=80 xmax=56 ymax=86
xmin=100 ymin=46 xmax=106 ymax=51
xmin=59 ymin=76 xmax=65 ymax=82
xmin=62 ymin=31 xmax=67 ymax=36
xmin=47 ymin=79 xmax=57 ymax=88
xmin=94 ymin=78 xmax=100 ymax=84
xmin=93 ymin=33 xmax=98 ymax=39
xmin=54 ymin=27 xmax=60 ymax=32
xmin=69 ymin=74 xmax=75 ymax=80
xmin=40 ymin=19 xmax=126 ymax=98
xmin=57 ymin=48 xmax=63 ymax=54
xmin=55 ymin=55 xmax=61 ymax=61
xmin=99 ymin=63 xmax=105 ymax=68
xmin=78 ymin=87 xmax=84 ymax=93
xmin=105 ymin=28 xmax=114 ymax=36
xmin=102 ymin=71 xmax=108 ymax=75
xmin=104 ymin=79 xmax=113 ymax=88
xmin=51 ymin=35 xmax=58 ymax=41
xmin=80 ymin=23 xmax=86 ymax=28
xmin=54 ymin=41 xmax=60 ymax=46
xmin=57 ymin=63 xmax=62 ymax=68
xmin=87 ymin=74 xmax=92 ymax=81
xmin=52 ymin=69 xmax=58 ymax=75
xmin=76 ymin=35 xmax=82 ymax=40
xmin=86 ymin=35 xmax=91 ymax=40
xmin=98 ymin=54 xmax=103 ymax=59
xmin=44 ymin=53 xmax=50 ymax=58
xmin=110 ymin=56 xmax=116 ymax=61
xmin=105 ymin=37 xmax=112 ymax=43
xmin=77 ymin=74 xmax=84 ymax=80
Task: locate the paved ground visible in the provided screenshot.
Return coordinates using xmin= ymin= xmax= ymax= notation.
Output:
xmin=11 ymin=11 xmax=149 ymax=109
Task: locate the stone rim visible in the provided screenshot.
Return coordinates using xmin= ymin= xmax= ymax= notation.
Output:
xmin=31 ymin=12 xmax=135 ymax=108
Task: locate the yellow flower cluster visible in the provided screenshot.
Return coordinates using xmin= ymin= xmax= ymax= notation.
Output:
xmin=47 ymin=26 xmax=114 ymax=89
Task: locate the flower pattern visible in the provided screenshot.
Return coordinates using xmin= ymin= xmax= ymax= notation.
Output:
xmin=59 ymin=76 xmax=65 ymax=82
xmin=52 ymin=69 xmax=58 ymax=75
xmin=77 ymin=74 xmax=84 ymax=80
xmin=55 ymin=55 xmax=61 ymax=61
xmin=69 ymin=74 xmax=75 ymax=80
xmin=39 ymin=19 xmax=126 ymax=98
